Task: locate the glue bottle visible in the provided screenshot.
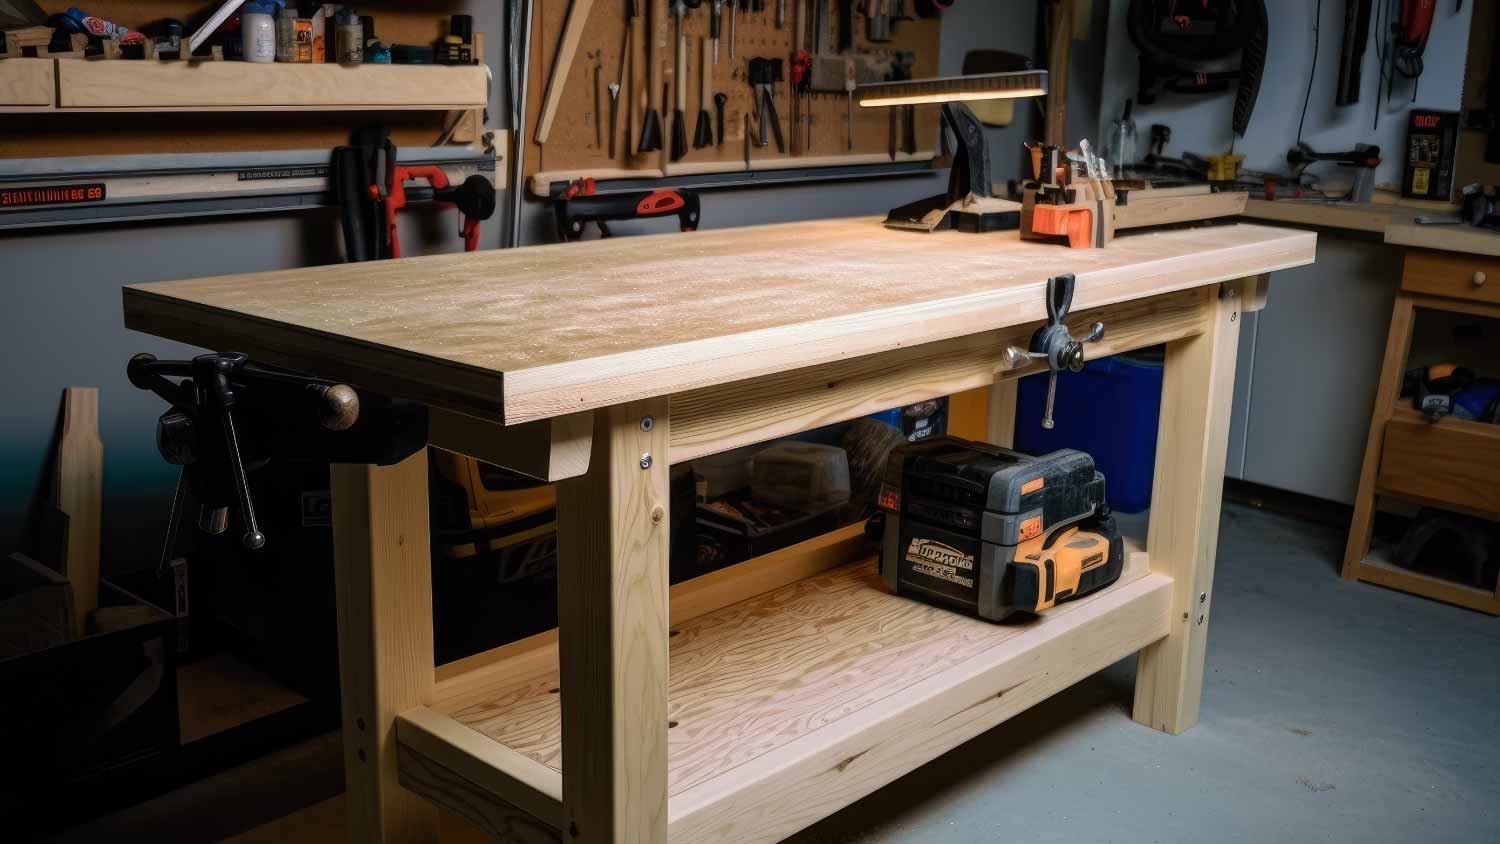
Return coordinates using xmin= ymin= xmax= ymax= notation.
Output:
xmin=241 ymin=0 xmax=283 ymax=63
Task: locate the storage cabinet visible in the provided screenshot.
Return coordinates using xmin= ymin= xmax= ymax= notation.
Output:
xmin=1343 ymin=247 xmax=1500 ymax=614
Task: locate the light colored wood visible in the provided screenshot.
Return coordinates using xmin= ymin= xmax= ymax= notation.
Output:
xmin=331 ymin=451 xmax=440 ymax=844
xmin=1355 ymin=553 xmax=1500 ymax=616
xmin=397 ymin=743 xmax=562 ymax=844
xmin=440 ymin=548 xmax=1150 ymax=789
xmin=945 ymin=387 xmax=991 ymax=441
xmin=398 ymin=707 xmax=564 ymax=835
xmin=0 ymin=57 xmax=56 ymax=111
xmin=54 ymin=387 xmax=102 ymax=634
xmin=177 ymin=653 xmax=308 ymax=744
xmin=668 ymin=286 xmax=1211 ymax=462
xmin=987 ymin=379 xmax=1019 ymax=448
xmin=666 ymin=521 xmax=871 ymax=623
xmin=1386 ymin=223 xmax=1500 ymax=258
xmin=1236 ymin=273 xmax=1271 ymax=312
xmin=429 ymin=409 xmax=593 ymax=482
xmin=437 ymin=630 xmax=559 ymax=689
xmin=430 ymin=521 xmax=870 ymax=716
xmin=416 ymin=546 xmax=1161 ymax=844
xmin=1132 ymin=284 xmax=1243 ymax=735
xmin=54 ymin=60 xmax=488 ymax=111
xmin=1399 ymin=248 xmax=1500 ymax=305
xmin=1114 ymin=190 xmax=1248 ymax=230
xmin=1376 ymin=415 xmax=1500 ymax=518
xmin=534 ymin=0 xmax=597 ymax=145
xmin=1242 ymin=198 xmax=1426 ymax=233
xmin=555 ymin=399 xmax=670 ymax=844
xmin=124 ymin=221 xmax=1315 ymax=427
xmin=1341 ymin=294 xmax=1417 ymax=580
xmin=669 ymin=559 xmax=1164 ymax=844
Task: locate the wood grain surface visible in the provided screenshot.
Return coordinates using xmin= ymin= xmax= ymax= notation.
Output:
xmin=331 ymin=452 xmax=440 ymax=843
xmin=1132 ymin=287 xmax=1242 ymax=735
xmin=439 ymin=547 xmax=1150 ymax=799
xmin=55 ymin=387 xmax=102 ymax=634
xmin=125 ymin=219 xmax=1316 ymax=425
xmin=55 ymin=61 xmax=488 ymax=111
xmin=0 ymin=58 xmax=55 ymax=111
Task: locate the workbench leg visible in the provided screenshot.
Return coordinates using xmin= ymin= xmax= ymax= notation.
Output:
xmin=1132 ymin=285 xmax=1243 ymax=735
xmin=987 ymin=379 xmax=1019 ymax=448
xmin=331 ymin=450 xmax=440 ymax=844
xmin=1341 ymin=293 xmax=1416 ymax=580
xmin=556 ymin=399 xmax=671 ymax=844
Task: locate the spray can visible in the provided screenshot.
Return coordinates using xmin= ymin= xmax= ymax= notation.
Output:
xmin=336 ymin=9 xmax=363 ymax=65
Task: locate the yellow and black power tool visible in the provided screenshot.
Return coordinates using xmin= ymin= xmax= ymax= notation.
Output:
xmin=873 ymin=436 xmax=1123 ymax=622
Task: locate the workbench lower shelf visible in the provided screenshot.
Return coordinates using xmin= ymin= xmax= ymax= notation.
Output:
xmin=396 ymin=544 xmax=1170 ymax=844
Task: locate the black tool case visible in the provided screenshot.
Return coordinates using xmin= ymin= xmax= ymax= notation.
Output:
xmin=876 ymin=436 xmax=1121 ymax=621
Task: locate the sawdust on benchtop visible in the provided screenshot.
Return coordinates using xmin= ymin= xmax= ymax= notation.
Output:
xmin=129 ymin=218 xmax=1300 ymax=374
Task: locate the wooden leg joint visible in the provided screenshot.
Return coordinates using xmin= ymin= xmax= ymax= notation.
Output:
xmin=1132 ymin=283 xmax=1245 ymax=736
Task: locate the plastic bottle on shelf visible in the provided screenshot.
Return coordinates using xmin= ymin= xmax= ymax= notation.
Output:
xmin=241 ymin=0 xmax=283 ymax=63
xmin=336 ymin=9 xmax=363 ymax=65
xmin=275 ymin=6 xmax=297 ymax=62
xmin=1104 ymin=99 xmax=1137 ymax=178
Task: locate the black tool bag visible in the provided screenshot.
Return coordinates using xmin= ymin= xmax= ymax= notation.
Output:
xmin=1126 ymin=0 xmax=1267 ymax=136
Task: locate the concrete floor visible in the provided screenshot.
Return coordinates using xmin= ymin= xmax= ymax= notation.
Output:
xmin=48 ymin=502 xmax=1500 ymax=843
xmin=788 ymin=503 xmax=1500 ymax=844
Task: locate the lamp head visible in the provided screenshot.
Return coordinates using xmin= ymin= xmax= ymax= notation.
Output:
xmin=856 ymin=69 xmax=1049 ymax=109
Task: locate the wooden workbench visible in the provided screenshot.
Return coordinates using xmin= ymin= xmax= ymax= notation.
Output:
xmin=123 ymin=218 xmax=1315 ymax=844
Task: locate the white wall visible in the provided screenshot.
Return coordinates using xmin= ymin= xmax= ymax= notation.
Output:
xmin=1096 ymin=0 xmax=1475 ymax=190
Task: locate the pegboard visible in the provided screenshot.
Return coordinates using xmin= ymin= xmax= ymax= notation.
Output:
xmin=525 ymin=0 xmax=943 ymax=194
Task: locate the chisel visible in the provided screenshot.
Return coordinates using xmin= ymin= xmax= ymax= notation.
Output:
xmin=694 ymin=36 xmax=714 ymax=148
xmin=672 ymin=30 xmax=689 ymax=161
xmin=637 ymin=0 xmax=662 ymax=152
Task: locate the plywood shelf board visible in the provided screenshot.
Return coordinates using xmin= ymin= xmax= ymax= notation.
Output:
xmin=1357 ymin=547 xmax=1500 ymax=615
xmin=124 ymin=220 xmax=1316 ymax=426
xmin=0 ymin=57 xmax=57 ymax=111
xmin=1241 ymin=198 xmax=1417 ymax=234
xmin=441 ymin=551 xmax=1156 ymax=774
xmin=1386 ymin=223 xmax=1500 ymax=258
xmin=54 ymin=60 xmax=488 ymax=111
xmin=401 ymin=544 xmax=1164 ymax=842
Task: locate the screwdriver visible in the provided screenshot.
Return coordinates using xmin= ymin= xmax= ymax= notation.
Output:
xmin=711 ymin=0 xmax=722 ymax=63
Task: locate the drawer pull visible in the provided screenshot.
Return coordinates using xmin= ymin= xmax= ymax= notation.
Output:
xmin=1475 ymin=271 xmax=1488 ymax=288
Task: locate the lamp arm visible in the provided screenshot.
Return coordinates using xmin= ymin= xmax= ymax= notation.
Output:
xmin=942 ymin=102 xmax=993 ymax=205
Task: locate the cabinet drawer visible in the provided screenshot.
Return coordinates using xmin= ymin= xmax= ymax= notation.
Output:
xmin=0 ymin=58 xmax=55 ymax=111
xmin=1401 ymin=249 xmax=1500 ymax=307
xmin=1377 ymin=413 xmax=1500 ymax=516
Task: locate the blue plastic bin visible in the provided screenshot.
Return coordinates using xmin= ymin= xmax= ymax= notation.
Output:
xmin=1013 ymin=351 xmax=1163 ymax=513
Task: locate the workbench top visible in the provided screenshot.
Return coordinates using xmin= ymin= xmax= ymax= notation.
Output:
xmin=124 ymin=218 xmax=1315 ymax=425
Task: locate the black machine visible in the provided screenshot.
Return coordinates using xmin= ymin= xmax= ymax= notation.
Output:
xmin=127 ymin=352 xmax=427 ymax=553
xmin=872 ymin=437 xmax=1124 ymax=623
xmin=1126 ymin=0 xmax=1268 ymax=136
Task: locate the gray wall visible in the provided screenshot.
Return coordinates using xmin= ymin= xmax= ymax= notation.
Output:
xmin=1096 ymin=0 xmax=1475 ymax=189
xmin=0 ymin=1 xmax=1062 ymax=574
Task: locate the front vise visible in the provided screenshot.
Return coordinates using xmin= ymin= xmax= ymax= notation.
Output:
xmin=128 ymin=352 xmax=427 ymax=550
